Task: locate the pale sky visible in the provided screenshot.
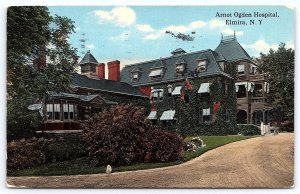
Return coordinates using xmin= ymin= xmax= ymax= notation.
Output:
xmin=48 ymin=5 xmax=294 ymax=72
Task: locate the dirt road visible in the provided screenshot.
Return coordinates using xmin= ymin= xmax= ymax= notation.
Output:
xmin=7 ymin=133 xmax=294 ymax=188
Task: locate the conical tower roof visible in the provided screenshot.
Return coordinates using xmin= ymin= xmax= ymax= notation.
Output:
xmin=79 ymin=50 xmax=99 ymax=65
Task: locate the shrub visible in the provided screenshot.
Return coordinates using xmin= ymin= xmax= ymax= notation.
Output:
xmin=237 ymin=124 xmax=261 ymax=136
xmin=7 ymin=138 xmax=47 ymax=170
xmin=279 ymin=122 xmax=294 ymax=132
xmin=82 ymin=104 xmax=184 ymax=166
xmin=7 ymin=136 xmax=87 ymax=170
xmin=144 ymin=126 xmax=184 ymax=162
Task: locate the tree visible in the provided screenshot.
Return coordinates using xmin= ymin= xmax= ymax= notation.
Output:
xmin=7 ymin=6 xmax=78 ymax=140
xmin=257 ymin=43 xmax=294 ymax=128
xmin=82 ymin=104 xmax=184 ymax=166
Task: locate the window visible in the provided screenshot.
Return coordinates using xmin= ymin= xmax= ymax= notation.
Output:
xmin=236 ymin=84 xmax=247 ymax=98
xmin=253 ymin=84 xmax=263 ymax=97
xmin=167 ymin=84 xmax=173 ymax=97
xmin=149 ymin=69 xmax=163 ymax=80
xmin=63 ymin=104 xmax=74 ymax=120
xmin=63 ymin=104 xmax=69 ymax=120
xmin=151 ymin=89 xmax=163 ymax=101
xmin=131 ymin=72 xmax=139 ymax=82
xmin=225 ymin=83 xmax=228 ymax=95
xmin=202 ymin=108 xmax=212 ymax=123
xmin=47 ymin=104 xmax=53 ymax=120
xmin=175 ymin=64 xmax=185 ymax=75
xmin=160 ymin=110 xmax=176 ymax=126
xmin=237 ymin=64 xmax=245 ymax=75
xmin=54 ymin=104 xmax=60 ymax=120
xmin=222 ymin=109 xmax=230 ymax=122
xmin=81 ymin=64 xmax=89 ymax=73
xmin=91 ymin=65 xmax=96 ymax=73
xmin=250 ymin=64 xmax=257 ymax=75
xmin=197 ymin=60 xmax=207 ymax=72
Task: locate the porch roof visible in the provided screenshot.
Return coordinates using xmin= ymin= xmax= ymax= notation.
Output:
xmin=48 ymin=92 xmax=117 ymax=105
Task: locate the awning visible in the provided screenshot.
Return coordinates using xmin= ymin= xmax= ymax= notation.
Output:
xmin=147 ymin=111 xmax=157 ymax=120
xmin=28 ymin=103 xmax=42 ymax=111
xmin=235 ymin=82 xmax=254 ymax=92
xmin=149 ymin=69 xmax=162 ymax=77
xmin=160 ymin=110 xmax=176 ymax=120
xmin=172 ymin=86 xmax=182 ymax=96
xmin=198 ymin=83 xmax=210 ymax=93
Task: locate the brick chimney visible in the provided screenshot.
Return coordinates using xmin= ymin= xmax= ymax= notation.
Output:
xmin=108 ymin=60 xmax=120 ymax=81
xmin=97 ymin=63 xmax=105 ymax=79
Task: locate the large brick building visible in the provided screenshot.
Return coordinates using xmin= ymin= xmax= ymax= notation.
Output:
xmin=120 ymin=34 xmax=272 ymax=134
xmin=41 ymin=34 xmax=272 ymax=134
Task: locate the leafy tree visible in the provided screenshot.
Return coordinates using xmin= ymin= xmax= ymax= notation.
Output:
xmin=7 ymin=6 xmax=78 ymax=140
xmin=257 ymin=43 xmax=294 ymax=128
xmin=82 ymin=104 xmax=184 ymax=166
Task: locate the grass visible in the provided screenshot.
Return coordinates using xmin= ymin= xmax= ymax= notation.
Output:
xmin=7 ymin=135 xmax=255 ymax=177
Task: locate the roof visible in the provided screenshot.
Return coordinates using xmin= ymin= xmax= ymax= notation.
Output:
xmin=79 ymin=50 xmax=99 ymax=65
xmin=171 ymin=48 xmax=186 ymax=55
xmin=214 ymin=37 xmax=252 ymax=61
xmin=48 ymin=91 xmax=117 ymax=104
xmin=120 ymin=49 xmax=232 ymax=86
xmin=72 ymin=73 xmax=147 ymax=98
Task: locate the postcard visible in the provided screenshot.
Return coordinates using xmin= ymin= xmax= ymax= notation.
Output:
xmin=6 ymin=5 xmax=294 ymax=188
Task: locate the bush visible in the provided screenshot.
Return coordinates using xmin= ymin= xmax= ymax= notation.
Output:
xmin=7 ymin=138 xmax=47 ymax=170
xmin=237 ymin=124 xmax=261 ymax=136
xmin=279 ymin=122 xmax=294 ymax=132
xmin=144 ymin=126 xmax=184 ymax=162
xmin=7 ymin=136 xmax=87 ymax=170
xmin=82 ymin=104 xmax=184 ymax=166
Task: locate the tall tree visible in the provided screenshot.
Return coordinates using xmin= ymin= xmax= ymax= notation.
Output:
xmin=257 ymin=43 xmax=294 ymax=127
xmin=7 ymin=6 xmax=78 ymax=140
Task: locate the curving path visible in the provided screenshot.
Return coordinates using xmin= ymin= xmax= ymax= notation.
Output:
xmin=7 ymin=133 xmax=294 ymax=188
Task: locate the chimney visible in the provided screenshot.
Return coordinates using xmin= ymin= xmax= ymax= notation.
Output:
xmin=108 ymin=60 xmax=120 ymax=81
xmin=97 ymin=63 xmax=105 ymax=79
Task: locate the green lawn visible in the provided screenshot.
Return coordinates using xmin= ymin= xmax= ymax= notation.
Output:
xmin=7 ymin=135 xmax=255 ymax=177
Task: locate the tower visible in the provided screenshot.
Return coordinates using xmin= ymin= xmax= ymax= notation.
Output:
xmin=79 ymin=50 xmax=99 ymax=79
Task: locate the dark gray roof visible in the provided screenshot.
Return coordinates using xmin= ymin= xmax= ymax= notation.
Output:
xmin=175 ymin=57 xmax=186 ymax=65
xmin=72 ymin=73 xmax=147 ymax=98
xmin=151 ymin=60 xmax=165 ymax=69
xmin=214 ymin=37 xmax=252 ymax=61
xmin=121 ymin=49 xmax=232 ymax=86
xmin=79 ymin=50 xmax=99 ymax=65
xmin=49 ymin=92 xmax=117 ymax=104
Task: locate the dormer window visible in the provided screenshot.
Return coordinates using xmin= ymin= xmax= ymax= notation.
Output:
xmin=131 ymin=72 xmax=139 ymax=82
xmin=197 ymin=60 xmax=207 ymax=72
xmin=175 ymin=58 xmax=186 ymax=76
xmin=175 ymin=64 xmax=184 ymax=75
xmin=149 ymin=68 xmax=163 ymax=80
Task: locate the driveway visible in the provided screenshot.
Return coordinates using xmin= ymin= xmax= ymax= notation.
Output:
xmin=7 ymin=133 xmax=294 ymax=188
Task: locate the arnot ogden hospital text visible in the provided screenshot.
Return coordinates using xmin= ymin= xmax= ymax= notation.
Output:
xmin=216 ymin=12 xmax=279 ymax=18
